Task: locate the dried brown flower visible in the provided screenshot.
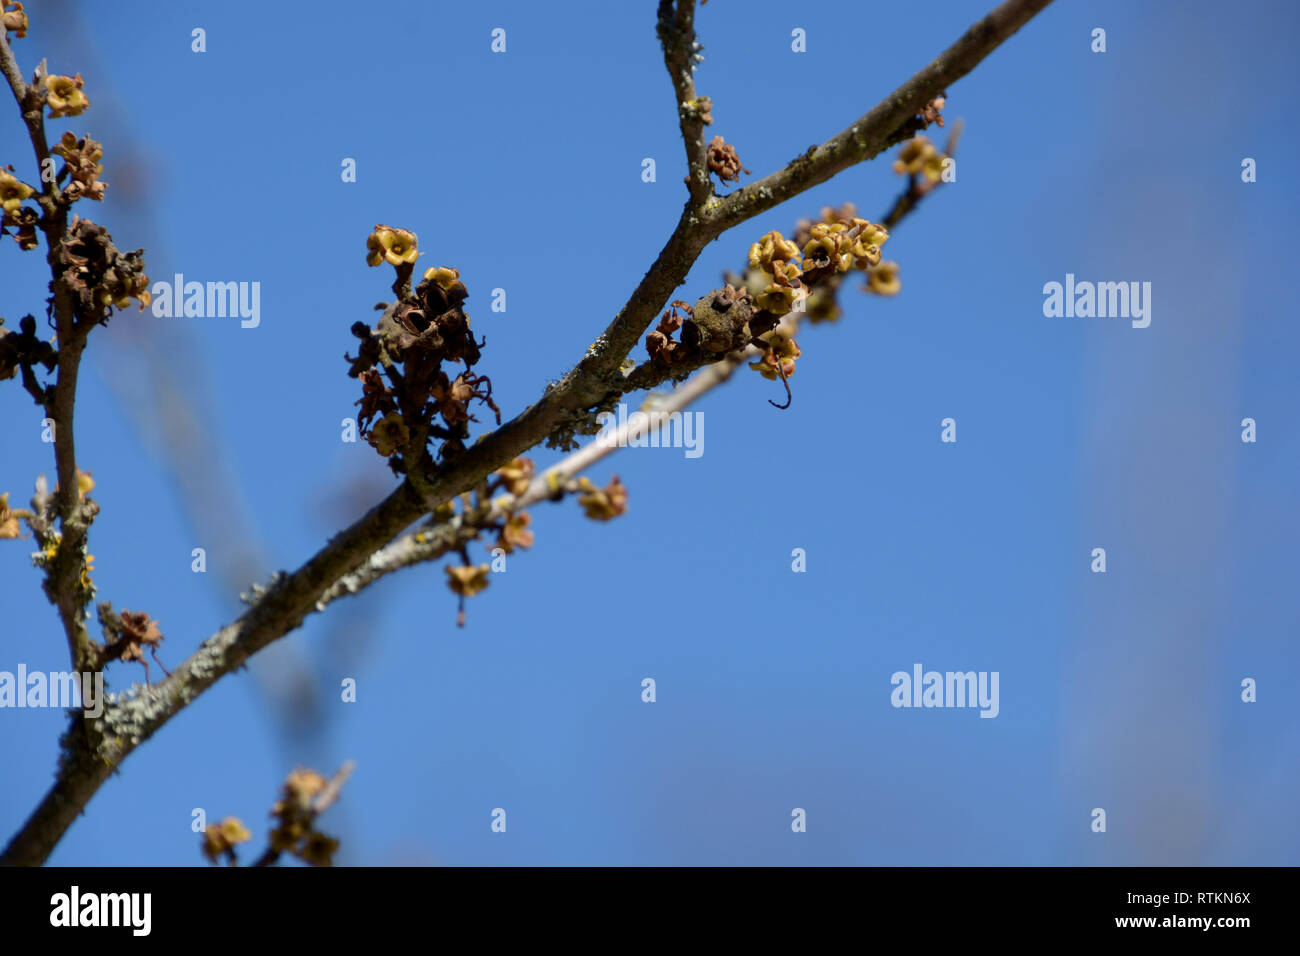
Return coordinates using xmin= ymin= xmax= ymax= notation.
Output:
xmin=51 ymin=132 xmax=107 ymax=203
xmin=114 ymin=608 xmax=168 ymax=683
xmin=706 ymin=135 xmax=749 ymax=184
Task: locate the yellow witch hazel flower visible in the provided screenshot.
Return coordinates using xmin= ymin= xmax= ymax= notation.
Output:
xmin=802 ymin=222 xmax=855 ymax=273
xmin=45 ymin=74 xmax=90 ymax=118
xmin=865 ymin=261 xmax=902 ymax=296
xmin=445 ymin=563 xmax=490 ymax=597
xmin=893 ymin=135 xmax=944 ymax=184
xmin=423 ymin=265 xmax=466 ymax=296
xmin=755 ymin=261 xmax=803 ymax=316
xmin=750 ymin=330 xmax=801 ymax=381
xmin=850 ymin=219 xmax=889 ymax=269
xmin=748 ymin=231 xmax=801 ymax=274
xmin=0 ymin=168 xmax=34 ymax=214
xmin=365 ymin=225 xmax=419 ymax=268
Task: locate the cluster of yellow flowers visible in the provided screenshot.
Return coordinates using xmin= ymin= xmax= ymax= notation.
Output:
xmin=893 ymin=135 xmax=947 ymax=184
xmin=366 ymin=228 xmax=475 ymax=291
xmin=747 ymin=213 xmax=891 ymax=320
xmin=804 ymin=218 xmax=890 ymax=273
xmin=737 ymin=211 xmax=894 ymax=381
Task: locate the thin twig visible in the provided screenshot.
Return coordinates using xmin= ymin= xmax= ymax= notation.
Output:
xmin=2 ymin=27 xmax=95 ymax=672
xmin=0 ymin=29 xmax=52 ymax=200
xmin=657 ymin=0 xmax=710 ymax=206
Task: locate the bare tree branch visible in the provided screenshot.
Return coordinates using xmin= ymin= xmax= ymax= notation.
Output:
xmin=0 ymin=0 xmax=1053 ymax=866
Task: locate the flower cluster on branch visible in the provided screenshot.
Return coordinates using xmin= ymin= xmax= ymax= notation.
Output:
xmin=646 ymin=205 xmax=896 ymax=405
xmin=202 ymin=764 xmax=352 ymax=867
xmin=347 ymin=229 xmax=498 ymax=474
xmin=58 ymin=219 xmax=150 ymax=317
xmin=0 ymin=0 xmax=1052 ymax=867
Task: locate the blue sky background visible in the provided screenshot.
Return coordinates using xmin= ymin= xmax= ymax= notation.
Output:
xmin=2 ymin=0 xmax=1297 ymax=865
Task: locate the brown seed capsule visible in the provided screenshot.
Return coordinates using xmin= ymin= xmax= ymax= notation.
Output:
xmin=681 ymin=285 xmax=754 ymax=354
